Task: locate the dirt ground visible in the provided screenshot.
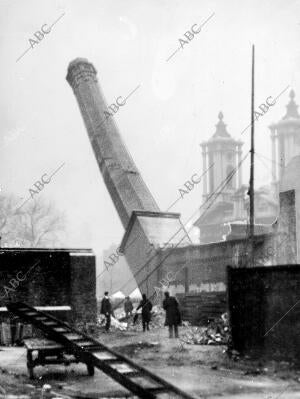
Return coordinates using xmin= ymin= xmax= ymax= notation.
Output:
xmin=1 ymin=325 xmax=300 ymax=398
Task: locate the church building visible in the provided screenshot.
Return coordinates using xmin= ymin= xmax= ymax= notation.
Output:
xmin=194 ymin=90 xmax=300 ymax=244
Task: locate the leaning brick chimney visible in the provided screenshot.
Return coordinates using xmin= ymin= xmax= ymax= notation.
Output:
xmin=66 ymin=58 xmax=191 ymax=295
xmin=66 ymin=58 xmax=159 ymax=228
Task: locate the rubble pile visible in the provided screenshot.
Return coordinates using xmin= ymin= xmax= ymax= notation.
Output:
xmin=95 ymin=304 xmax=230 ymax=344
xmin=111 ymin=316 xmax=127 ymax=331
xmin=181 ymin=313 xmax=230 ymax=345
xmin=98 ymin=314 xmax=127 ymax=331
xmin=124 ymin=305 xmax=165 ymax=331
xmin=113 ymin=307 xmax=127 ymax=320
xmin=149 ymin=306 xmax=165 ymax=328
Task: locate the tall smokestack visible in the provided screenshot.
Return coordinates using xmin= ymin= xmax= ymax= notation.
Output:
xmin=66 ymin=58 xmax=191 ymax=295
xmin=66 ymin=58 xmax=159 ymax=228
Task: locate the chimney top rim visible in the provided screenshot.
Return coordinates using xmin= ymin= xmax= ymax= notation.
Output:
xmin=67 ymin=58 xmax=93 ymax=70
xmin=66 ymin=58 xmax=97 ymax=85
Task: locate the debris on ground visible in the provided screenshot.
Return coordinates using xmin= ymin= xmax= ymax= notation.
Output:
xmin=114 ymin=306 xmax=230 ymax=345
xmin=114 ymin=341 xmax=160 ymax=357
xmin=88 ymin=306 xmax=230 ymax=342
xmin=181 ymin=313 xmax=230 ymax=345
xmin=110 ymin=316 xmax=127 ymax=331
xmin=122 ymin=306 xmax=165 ymax=331
xmin=98 ymin=315 xmax=127 ymax=331
xmin=227 ymin=348 xmax=240 ymax=361
xmin=244 ymin=368 xmax=262 ymax=376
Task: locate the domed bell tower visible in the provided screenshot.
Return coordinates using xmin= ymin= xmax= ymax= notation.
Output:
xmin=269 ymin=90 xmax=300 ymax=184
xmin=201 ymin=112 xmax=243 ymax=204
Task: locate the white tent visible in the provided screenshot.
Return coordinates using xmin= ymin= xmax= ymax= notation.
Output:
xmin=130 ymin=288 xmax=142 ymax=299
xmin=111 ymin=290 xmax=125 ymax=299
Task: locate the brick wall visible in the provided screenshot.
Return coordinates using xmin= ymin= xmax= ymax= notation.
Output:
xmin=157 ymin=238 xmax=249 ymax=296
xmin=276 ymin=190 xmax=297 ymax=264
xmin=228 ymin=265 xmax=300 ymax=361
xmin=0 ymin=250 xmax=70 ymax=309
xmin=69 ymin=252 xmax=97 ymax=324
xmin=177 ymin=292 xmax=227 ymax=325
xmin=280 ymin=157 xmax=300 ymax=262
xmin=155 ymin=237 xmax=272 ymax=323
xmin=0 ymin=249 xmax=96 ymax=325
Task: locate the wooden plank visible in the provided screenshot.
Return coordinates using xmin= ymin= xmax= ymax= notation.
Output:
xmin=1 ymin=322 xmax=11 ymax=345
xmin=24 ymin=338 xmax=64 ymax=350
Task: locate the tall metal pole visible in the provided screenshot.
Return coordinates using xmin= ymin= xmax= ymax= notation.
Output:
xmin=249 ymin=45 xmax=255 ymax=267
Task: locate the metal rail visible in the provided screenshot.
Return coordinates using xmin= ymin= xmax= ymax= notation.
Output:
xmin=7 ymin=302 xmax=198 ymax=399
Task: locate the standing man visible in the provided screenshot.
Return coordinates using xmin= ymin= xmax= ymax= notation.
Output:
xmin=163 ymin=291 xmax=181 ymax=338
xmin=136 ymin=294 xmax=152 ymax=332
xmin=101 ymin=291 xmax=112 ymax=332
xmin=124 ymin=296 xmax=133 ymax=318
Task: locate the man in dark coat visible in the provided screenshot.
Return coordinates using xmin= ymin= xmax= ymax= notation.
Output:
xmin=101 ymin=291 xmax=112 ymax=332
xmin=136 ymin=294 xmax=152 ymax=332
xmin=124 ymin=296 xmax=133 ymax=318
xmin=163 ymin=291 xmax=181 ymax=338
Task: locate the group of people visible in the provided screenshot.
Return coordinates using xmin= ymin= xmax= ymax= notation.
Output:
xmin=100 ymin=291 xmax=181 ymax=338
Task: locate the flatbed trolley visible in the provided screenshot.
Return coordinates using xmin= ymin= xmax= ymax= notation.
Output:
xmin=23 ymin=338 xmax=94 ymax=379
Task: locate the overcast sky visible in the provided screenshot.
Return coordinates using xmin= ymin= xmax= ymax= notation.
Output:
xmin=0 ymin=0 xmax=299 ymax=262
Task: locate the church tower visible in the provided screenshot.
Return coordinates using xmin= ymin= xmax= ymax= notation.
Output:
xmin=269 ymin=90 xmax=300 ymax=183
xmin=200 ymin=112 xmax=243 ymax=203
xmin=194 ymin=112 xmax=243 ymax=243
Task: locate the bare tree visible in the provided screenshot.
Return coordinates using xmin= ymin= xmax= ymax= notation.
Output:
xmin=0 ymin=195 xmax=65 ymax=248
xmin=0 ymin=194 xmax=17 ymax=234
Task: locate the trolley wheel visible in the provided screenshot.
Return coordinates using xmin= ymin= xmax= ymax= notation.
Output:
xmin=27 ymin=364 xmax=34 ymax=379
xmin=86 ymin=363 xmax=95 ymax=376
xmin=26 ymin=350 xmax=34 ymax=379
